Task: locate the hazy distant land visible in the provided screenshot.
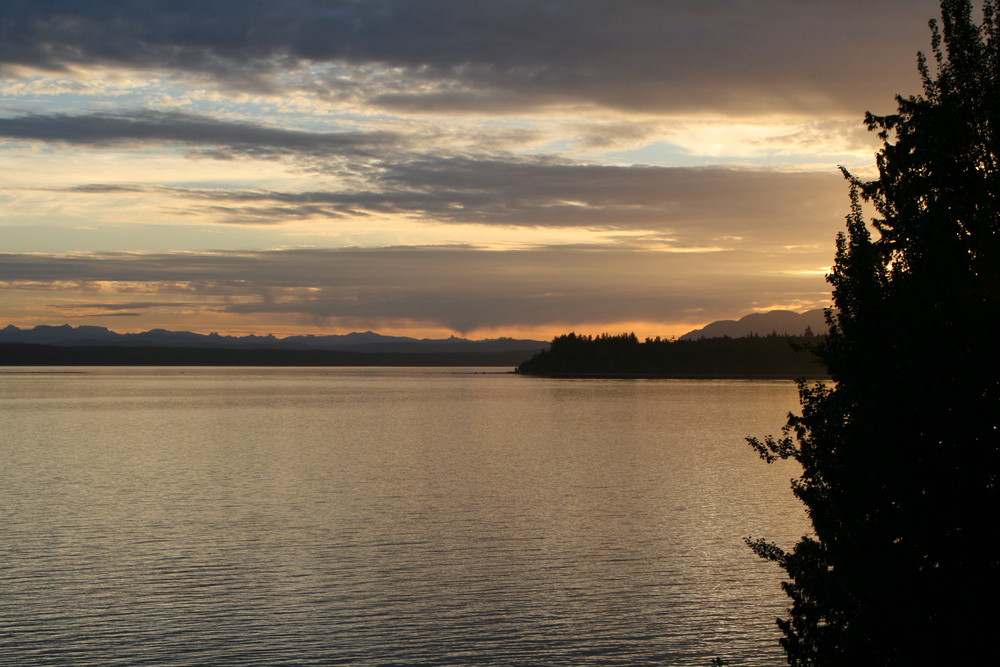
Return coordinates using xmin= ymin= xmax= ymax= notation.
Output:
xmin=0 ymin=310 xmax=828 ymax=374
xmin=0 ymin=326 xmax=548 ymax=368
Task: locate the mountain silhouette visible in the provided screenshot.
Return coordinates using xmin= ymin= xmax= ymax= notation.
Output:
xmin=0 ymin=324 xmax=547 ymax=354
xmin=678 ymin=309 xmax=828 ymax=340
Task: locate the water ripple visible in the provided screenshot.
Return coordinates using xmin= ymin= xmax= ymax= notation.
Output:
xmin=1 ymin=368 xmax=808 ymax=665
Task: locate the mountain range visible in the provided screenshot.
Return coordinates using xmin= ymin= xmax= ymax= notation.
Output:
xmin=0 ymin=324 xmax=547 ymax=354
xmin=1 ymin=309 xmax=830 ymax=352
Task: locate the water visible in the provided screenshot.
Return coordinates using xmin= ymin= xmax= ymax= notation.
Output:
xmin=1 ymin=367 xmax=809 ymax=665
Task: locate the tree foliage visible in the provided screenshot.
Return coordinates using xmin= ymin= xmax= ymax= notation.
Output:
xmin=748 ymin=1 xmax=1000 ymax=664
xmin=515 ymin=332 xmax=826 ymax=377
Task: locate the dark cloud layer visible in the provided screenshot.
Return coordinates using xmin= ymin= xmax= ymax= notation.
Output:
xmin=25 ymin=141 xmax=850 ymax=241
xmin=187 ymin=160 xmax=848 ymax=246
xmin=0 ymin=110 xmax=397 ymax=156
xmin=0 ymin=245 xmax=830 ymax=332
xmin=365 ymin=158 xmax=849 ymax=235
xmin=0 ymin=0 xmax=941 ymax=114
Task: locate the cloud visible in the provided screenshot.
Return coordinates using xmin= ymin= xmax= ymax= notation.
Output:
xmin=48 ymin=301 xmax=184 ymax=311
xmin=365 ymin=158 xmax=849 ymax=235
xmin=1 ymin=1 xmax=927 ymax=336
xmin=0 ymin=110 xmax=399 ymax=156
xmin=37 ymin=159 xmax=850 ymax=248
xmin=0 ymin=0 xmax=940 ymax=115
xmin=0 ymin=244 xmax=832 ymax=333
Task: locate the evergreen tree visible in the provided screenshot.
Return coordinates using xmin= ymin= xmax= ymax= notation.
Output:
xmin=747 ymin=1 xmax=1000 ymax=664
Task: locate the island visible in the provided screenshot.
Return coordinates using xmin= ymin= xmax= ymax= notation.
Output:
xmin=515 ymin=332 xmax=827 ymax=379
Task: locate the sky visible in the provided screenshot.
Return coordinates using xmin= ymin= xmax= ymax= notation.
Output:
xmin=0 ymin=0 xmax=944 ymax=340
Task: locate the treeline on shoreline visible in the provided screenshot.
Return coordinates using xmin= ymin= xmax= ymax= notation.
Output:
xmin=0 ymin=343 xmax=541 ymax=368
xmin=516 ymin=332 xmax=828 ymax=378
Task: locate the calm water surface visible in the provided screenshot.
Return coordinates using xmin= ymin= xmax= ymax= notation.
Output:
xmin=1 ymin=367 xmax=809 ymax=665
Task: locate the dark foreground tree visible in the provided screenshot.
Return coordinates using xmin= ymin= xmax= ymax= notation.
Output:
xmin=748 ymin=1 xmax=1000 ymax=664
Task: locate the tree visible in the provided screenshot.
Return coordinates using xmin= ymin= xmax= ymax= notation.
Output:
xmin=747 ymin=1 xmax=1000 ymax=664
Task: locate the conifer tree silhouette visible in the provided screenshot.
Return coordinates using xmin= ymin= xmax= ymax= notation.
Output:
xmin=747 ymin=1 xmax=1000 ymax=664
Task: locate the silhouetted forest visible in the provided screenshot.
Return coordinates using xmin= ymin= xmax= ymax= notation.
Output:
xmin=516 ymin=332 xmax=827 ymax=378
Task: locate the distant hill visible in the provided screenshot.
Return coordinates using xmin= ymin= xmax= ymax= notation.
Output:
xmin=2 ymin=315 xmax=835 ymax=371
xmin=679 ymin=309 xmax=828 ymax=340
xmin=0 ymin=343 xmax=543 ymax=367
xmin=0 ymin=324 xmax=549 ymax=367
xmin=0 ymin=324 xmax=547 ymax=354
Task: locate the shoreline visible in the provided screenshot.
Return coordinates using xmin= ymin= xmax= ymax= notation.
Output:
xmin=515 ymin=371 xmax=828 ymax=380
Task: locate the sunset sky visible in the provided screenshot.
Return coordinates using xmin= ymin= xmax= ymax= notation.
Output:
xmin=0 ymin=0 xmax=942 ymax=339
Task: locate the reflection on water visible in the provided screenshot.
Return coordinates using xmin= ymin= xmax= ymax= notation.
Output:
xmin=1 ymin=367 xmax=808 ymax=665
